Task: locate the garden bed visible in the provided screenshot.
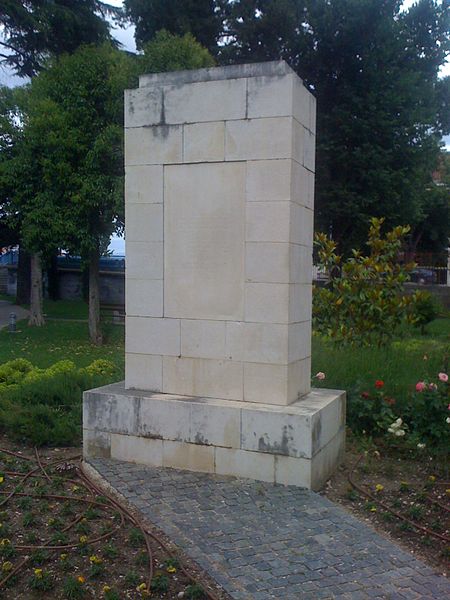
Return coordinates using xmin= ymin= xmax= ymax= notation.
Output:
xmin=322 ymin=436 xmax=449 ymax=575
xmin=0 ymin=436 xmax=228 ymax=599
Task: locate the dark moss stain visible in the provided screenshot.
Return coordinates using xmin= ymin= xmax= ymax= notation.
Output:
xmin=312 ymin=416 xmax=322 ymax=454
xmin=160 ymin=89 xmax=165 ymax=125
xmin=258 ymin=425 xmax=295 ymax=456
xmin=194 ymin=432 xmax=210 ymax=446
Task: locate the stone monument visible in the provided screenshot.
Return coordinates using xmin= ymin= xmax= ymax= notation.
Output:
xmin=83 ymin=61 xmax=345 ymax=489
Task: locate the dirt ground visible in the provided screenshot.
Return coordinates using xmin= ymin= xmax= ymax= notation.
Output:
xmin=321 ymin=436 xmax=450 ymax=576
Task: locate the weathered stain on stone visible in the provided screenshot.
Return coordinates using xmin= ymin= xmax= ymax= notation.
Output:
xmin=312 ymin=415 xmax=322 ymax=455
xmin=258 ymin=425 xmax=295 ymax=456
xmin=160 ymin=88 xmax=166 ymax=125
xmin=194 ymin=432 xmax=210 ymax=446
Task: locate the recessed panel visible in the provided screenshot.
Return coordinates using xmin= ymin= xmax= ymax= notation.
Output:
xmin=164 ymin=162 xmax=246 ymax=320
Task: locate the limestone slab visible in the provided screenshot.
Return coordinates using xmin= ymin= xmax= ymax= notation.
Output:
xmin=83 ymin=429 xmax=111 ymax=459
xmin=246 ymin=159 xmax=292 ymax=203
xmin=126 ymin=317 xmax=180 ymax=357
xmin=225 ymin=322 xmax=288 ymax=365
xmin=139 ymin=396 xmax=191 ymax=442
xmin=247 ymin=74 xmax=294 ymax=119
xmin=291 ymin=161 xmax=313 ymax=208
xmin=288 ymin=321 xmax=312 ymax=362
xmin=288 ymin=358 xmax=311 ymax=402
xmin=180 ymin=319 xmax=226 ymax=360
xmin=125 ymin=125 xmax=182 ymax=166
xmin=304 ymin=129 xmax=316 ymax=172
xmin=292 ymin=119 xmax=305 ymax=165
xmin=164 ymin=162 xmax=245 ymax=320
xmin=164 ymin=78 xmax=247 ymax=124
xmin=163 ymin=440 xmax=215 ymax=473
xmin=243 ymin=363 xmax=289 ymax=405
xmin=245 ymin=202 xmax=291 ymax=243
xmin=215 ymin=447 xmax=275 ymax=483
xmin=274 ymin=454 xmax=311 ymax=487
xmin=163 ymin=356 xmax=243 ymax=401
xmin=125 ymin=241 xmax=163 ymax=280
xmin=126 ymin=279 xmax=163 ymax=317
xmin=111 ymin=433 xmax=163 ymax=467
xmin=125 ymin=87 xmax=163 ymax=128
xmin=189 ymin=402 xmax=241 ymax=448
xmin=225 ymin=117 xmax=293 ymax=161
xmin=289 ymin=284 xmax=312 ymax=323
xmin=292 ymin=77 xmax=312 ymax=130
xmin=125 ymin=353 xmax=162 ymax=391
xmin=183 ymin=122 xmax=225 ymax=163
xmin=125 ymin=166 xmax=163 ymax=204
xmin=245 ymin=242 xmax=290 ymax=284
xmin=125 ymin=203 xmax=163 ymax=243
xmin=244 ymin=283 xmax=289 ymax=324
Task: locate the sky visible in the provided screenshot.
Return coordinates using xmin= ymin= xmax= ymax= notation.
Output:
xmin=1 ymin=0 xmax=449 ymax=253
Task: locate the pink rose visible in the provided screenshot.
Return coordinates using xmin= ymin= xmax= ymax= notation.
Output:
xmin=438 ymin=372 xmax=448 ymax=383
xmin=428 ymin=383 xmax=437 ymax=391
xmin=415 ymin=381 xmax=426 ymax=392
xmin=315 ymin=372 xmax=326 ymax=380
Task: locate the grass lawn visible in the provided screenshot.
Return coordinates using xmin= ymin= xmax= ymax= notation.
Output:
xmin=311 ymin=317 xmax=450 ymax=399
xmin=0 ymin=318 xmax=124 ymax=373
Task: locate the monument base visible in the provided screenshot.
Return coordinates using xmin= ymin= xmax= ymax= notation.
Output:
xmin=83 ymin=383 xmax=345 ymax=491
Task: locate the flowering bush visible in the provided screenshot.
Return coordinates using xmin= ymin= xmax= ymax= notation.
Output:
xmin=348 ymin=372 xmax=450 ymax=454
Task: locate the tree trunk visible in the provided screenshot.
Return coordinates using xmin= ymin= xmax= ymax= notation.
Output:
xmin=16 ymin=247 xmax=31 ymax=305
xmin=28 ymin=253 xmax=45 ymax=326
xmin=88 ymin=248 xmax=103 ymax=345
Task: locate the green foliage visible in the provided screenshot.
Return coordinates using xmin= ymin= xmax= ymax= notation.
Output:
xmin=150 ymin=571 xmax=169 ymax=593
xmin=313 ymin=218 xmax=416 ymax=346
xmin=141 ymin=30 xmax=215 ymax=73
xmin=0 ymin=0 xmax=118 ymax=77
xmin=185 ymin=583 xmax=207 ymax=599
xmin=412 ymin=292 xmax=440 ymax=334
xmin=63 ymin=577 xmax=85 ymax=600
xmin=125 ymin=0 xmax=220 ymax=52
xmin=347 ymin=382 xmax=396 ymax=436
xmin=29 ymin=569 xmax=54 ymax=591
xmin=0 ymin=357 xmax=117 ymax=446
xmin=406 ymin=376 xmax=450 ymax=451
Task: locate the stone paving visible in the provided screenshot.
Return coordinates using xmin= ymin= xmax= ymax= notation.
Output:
xmin=88 ymin=458 xmax=450 ymax=599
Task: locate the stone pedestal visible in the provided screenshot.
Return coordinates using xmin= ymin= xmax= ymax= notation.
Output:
xmin=83 ymin=61 xmax=345 ymax=489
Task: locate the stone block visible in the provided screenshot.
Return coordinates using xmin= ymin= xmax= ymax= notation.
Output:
xmin=183 ymin=122 xmax=225 ymax=163
xmin=246 ymin=159 xmax=292 ymax=203
xmin=126 ymin=317 xmax=180 ymax=356
xmin=125 ymin=165 xmax=163 ymax=204
xmin=215 ymin=447 xmax=275 ymax=483
xmin=290 ymin=244 xmax=313 ymax=284
xmin=125 ymin=203 xmax=163 ymax=243
xmin=304 ymin=129 xmax=316 ymax=172
xmin=245 ymin=242 xmax=290 ymax=284
xmin=243 ymin=363 xmax=289 ymax=405
xmin=292 ymin=77 xmax=312 ymax=130
xmin=292 ymin=119 xmax=305 ymax=165
xmin=126 ymin=278 xmax=163 ymax=317
xmin=288 ymin=321 xmax=312 ymax=362
xmin=310 ymin=428 xmax=345 ymax=491
xmin=290 ymin=204 xmax=314 ymax=246
xmin=244 ymin=283 xmax=289 ymax=323
xmin=163 ymin=440 xmax=215 ymax=473
xmin=139 ymin=395 xmax=191 ymax=441
xmin=310 ymin=94 xmax=317 ymax=135
xmin=288 ymin=358 xmax=311 ymax=401
xmin=247 ymin=74 xmax=294 ymax=118
xmin=241 ymin=406 xmax=312 ymax=458
xmin=180 ymin=319 xmax=226 ymax=360
xmin=83 ymin=387 xmax=139 ymax=434
xmin=125 ymin=87 xmax=163 ymax=128
xmin=111 ymin=433 xmax=163 ymax=467
xmin=289 ymin=284 xmax=312 ymax=323
xmin=163 ymin=357 xmax=243 ymax=401
xmin=225 ymin=117 xmax=293 ymax=161
xmin=246 ymin=202 xmax=291 ymax=243
xmin=225 ymin=322 xmax=288 ymax=364
xmin=164 ymin=78 xmax=247 ymax=124
xmin=83 ymin=429 xmax=111 ymax=459
xmin=125 ymin=241 xmax=163 ymax=280
xmin=190 ymin=402 xmax=241 ymax=448
xmin=164 ymin=162 xmax=245 ymax=320
xmin=125 ymin=353 xmax=162 ymax=391
xmin=291 ymin=161 xmax=313 ymax=209
xmin=125 ymin=125 xmax=182 ymax=166
xmin=274 ymin=454 xmax=311 ymax=487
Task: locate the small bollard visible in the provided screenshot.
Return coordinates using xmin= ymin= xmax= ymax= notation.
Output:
xmin=9 ymin=312 xmax=16 ymax=333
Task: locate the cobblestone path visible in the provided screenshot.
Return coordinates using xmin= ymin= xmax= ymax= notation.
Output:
xmin=88 ymin=458 xmax=450 ymax=599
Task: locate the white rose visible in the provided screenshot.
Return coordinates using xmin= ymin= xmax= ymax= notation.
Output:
xmin=395 ymin=429 xmax=405 ymax=437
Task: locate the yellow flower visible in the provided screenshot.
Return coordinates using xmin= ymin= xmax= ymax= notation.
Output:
xmin=370 ymin=507 xmax=377 ymax=512
xmin=166 ymin=565 xmax=177 ymax=573
xmin=136 ymin=583 xmax=147 ymax=592
xmin=0 ymin=477 xmax=4 ymax=484
xmin=60 ymin=553 xmax=68 ymax=561
xmin=34 ymin=568 xmax=43 ymax=578
xmin=2 ymin=562 xmax=12 ymax=572
xmin=78 ymin=576 xmax=85 ymax=584
xmin=79 ymin=535 xmax=88 ymax=544
xmin=89 ymin=555 xmax=102 ymax=565
xmin=375 ymin=484 xmax=384 ymax=493
xmin=445 ymin=489 xmax=450 ymax=495
xmin=103 ymin=585 xmax=111 ymax=593
xmin=0 ymin=539 xmax=10 ymax=546
xmin=429 ymin=475 xmax=436 ymax=483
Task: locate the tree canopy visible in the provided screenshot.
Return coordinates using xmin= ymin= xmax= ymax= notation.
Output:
xmin=0 ymin=0 xmax=120 ymax=77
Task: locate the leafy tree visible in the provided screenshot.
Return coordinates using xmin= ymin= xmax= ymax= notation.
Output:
xmin=124 ymin=0 xmax=221 ymax=53
xmin=0 ymin=0 xmax=120 ymax=77
xmin=139 ymin=30 xmax=215 ymax=74
xmin=313 ymin=218 xmax=418 ymax=346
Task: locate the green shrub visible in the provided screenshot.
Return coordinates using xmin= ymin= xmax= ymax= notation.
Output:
xmin=0 ymin=358 xmax=117 ymax=446
xmin=313 ymin=218 xmax=416 ymax=346
xmin=412 ymin=292 xmax=440 ymax=334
